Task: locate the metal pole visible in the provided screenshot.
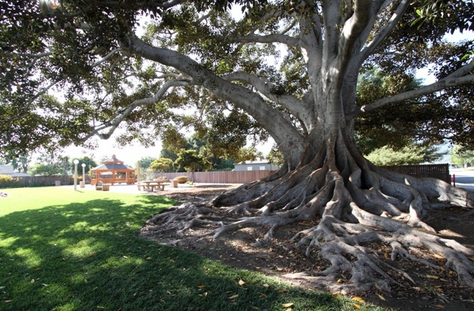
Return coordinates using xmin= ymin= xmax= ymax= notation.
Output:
xmin=73 ymin=159 xmax=79 ymax=190
xmin=81 ymin=163 xmax=86 ymax=188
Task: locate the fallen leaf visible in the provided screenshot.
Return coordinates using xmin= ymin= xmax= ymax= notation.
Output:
xmin=434 ymin=305 xmax=445 ymax=309
xmin=282 ymin=303 xmax=294 ymax=308
xmin=5 ymin=300 xmax=12 ymax=303
xmin=146 ymin=257 xmax=152 ymax=260
xmin=30 ymin=279 xmax=35 ymax=284
xmin=426 ymin=275 xmax=439 ymax=280
xmin=263 ymin=283 xmax=269 ymax=288
xmin=259 ymin=293 xmax=267 ymax=298
xmin=376 ymin=293 xmax=386 ymax=301
xmin=238 ymin=279 xmax=245 ymax=286
xmin=384 ymin=252 xmax=390 ymax=259
xmin=351 ymin=296 xmax=365 ymax=304
xmin=278 ymin=289 xmax=287 ymax=293
xmin=352 ymin=303 xmax=361 ymax=309
xmin=228 ymin=294 xmax=239 ymax=300
xmin=197 ymin=285 xmax=206 ymax=289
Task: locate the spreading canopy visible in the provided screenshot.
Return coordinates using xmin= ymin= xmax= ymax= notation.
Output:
xmin=0 ymin=0 xmax=473 ymax=160
xmin=2 ymin=0 xmax=474 ymax=297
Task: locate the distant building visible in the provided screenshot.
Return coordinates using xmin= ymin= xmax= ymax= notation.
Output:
xmin=90 ymin=155 xmax=136 ymax=185
xmin=0 ymin=165 xmax=30 ymax=177
xmin=234 ymin=161 xmax=279 ymax=171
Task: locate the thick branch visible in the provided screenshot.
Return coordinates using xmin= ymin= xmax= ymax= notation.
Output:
xmin=86 ymin=78 xmax=191 ymax=140
xmin=92 ymin=48 xmax=122 ymax=67
xmin=126 ymin=36 xmax=306 ymax=162
xmin=235 ymin=33 xmax=301 ymax=48
xmin=359 ymin=0 xmax=411 ymax=61
xmin=349 ymin=74 xmax=474 ymax=118
xmin=223 ymin=71 xmax=311 ymax=129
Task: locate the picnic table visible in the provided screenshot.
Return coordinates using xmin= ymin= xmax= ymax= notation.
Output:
xmin=138 ymin=180 xmax=169 ymax=192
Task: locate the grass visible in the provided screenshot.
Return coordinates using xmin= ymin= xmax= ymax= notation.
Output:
xmin=0 ymin=187 xmax=386 ymax=311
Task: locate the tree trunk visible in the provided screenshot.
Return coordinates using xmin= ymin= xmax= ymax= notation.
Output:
xmin=130 ymin=24 xmax=474 ymax=296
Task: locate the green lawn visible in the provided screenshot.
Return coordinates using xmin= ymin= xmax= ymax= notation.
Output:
xmin=0 ymin=187 xmax=385 ymax=310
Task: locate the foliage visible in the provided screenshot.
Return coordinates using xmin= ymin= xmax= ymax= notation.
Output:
xmin=0 ymin=174 xmax=26 ymax=188
xmin=0 ymin=174 xmax=13 ymax=183
xmin=354 ymin=66 xmax=458 ymax=155
xmin=365 ymin=144 xmax=443 ymax=166
xmin=30 ymin=163 xmax=62 ymax=176
xmin=175 ymin=149 xmax=211 ymax=173
xmin=32 ymin=152 xmax=70 ymax=176
xmin=72 ymin=156 xmax=98 ymax=174
xmin=267 ymin=145 xmax=285 ymax=167
xmin=412 ymin=0 xmax=474 ymax=33
xmin=149 ymin=157 xmax=174 ymax=172
xmin=139 ymin=156 xmax=157 ymax=171
xmin=0 ymin=153 xmax=31 ymax=173
xmin=161 ymin=133 xmax=259 ymax=171
xmin=450 ymin=145 xmax=474 ymax=167
xmin=1 ymin=0 xmax=473 ymax=159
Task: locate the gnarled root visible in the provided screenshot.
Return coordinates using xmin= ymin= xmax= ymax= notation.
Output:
xmin=141 ymin=146 xmax=474 ymax=297
xmin=141 ymin=201 xmax=224 ymax=237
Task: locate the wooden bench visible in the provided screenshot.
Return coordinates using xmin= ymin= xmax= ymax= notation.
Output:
xmin=95 ymin=182 xmax=110 ymax=191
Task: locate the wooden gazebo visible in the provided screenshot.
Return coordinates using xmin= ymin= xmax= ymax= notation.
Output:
xmin=90 ymin=155 xmax=136 ymax=185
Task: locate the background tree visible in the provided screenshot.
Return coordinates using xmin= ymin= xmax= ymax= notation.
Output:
xmin=451 ymin=145 xmax=474 ymax=167
xmin=149 ymin=157 xmax=174 ymax=172
xmin=74 ymin=156 xmax=98 ymax=174
xmin=174 ymin=149 xmax=211 ymax=182
xmin=139 ymin=156 xmax=157 ymax=172
xmin=2 ymin=0 xmax=474 ymax=294
xmin=32 ymin=152 xmax=70 ymax=176
xmin=366 ymin=144 xmax=443 ymax=166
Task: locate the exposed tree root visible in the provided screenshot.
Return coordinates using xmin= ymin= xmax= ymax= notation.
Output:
xmin=141 ymin=139 xmax=474 ymax=296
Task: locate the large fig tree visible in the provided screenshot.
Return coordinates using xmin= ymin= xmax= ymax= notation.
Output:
xmin=2 ymin=0 xmax=474 ymax=294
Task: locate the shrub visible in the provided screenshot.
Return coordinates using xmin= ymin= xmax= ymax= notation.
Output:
xmin=174 ymin=176 xmax=189 ymax=183
xmin=0 ymin=175 xmax=24 ymax=188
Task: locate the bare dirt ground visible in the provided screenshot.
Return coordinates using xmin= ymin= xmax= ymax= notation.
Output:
xmin=140 ymin=184 xmax=474 ymax=311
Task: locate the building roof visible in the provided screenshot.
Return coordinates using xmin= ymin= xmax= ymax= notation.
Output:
xmin=91 ymin=163 xmax=132 ymax=171
xmin=0 ymin=165 xmax=14 ymax=175
xmin=90 ymin=155 xmax=134 ymax=171
xmin=103 ymin=154 xmax=124 ymax=164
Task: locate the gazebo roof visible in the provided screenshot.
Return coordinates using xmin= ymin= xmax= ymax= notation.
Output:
xmin=91 ymin=155 xmax=134 ymax=171
xmin=91 ymin=163 xmax=132 ymax=171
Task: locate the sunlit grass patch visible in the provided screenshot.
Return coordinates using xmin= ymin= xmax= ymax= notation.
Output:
xmin=0 ymin=187 xmax=387 ymax=311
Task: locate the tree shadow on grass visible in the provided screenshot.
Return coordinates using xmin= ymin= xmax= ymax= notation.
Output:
xmin=0 ymin=196 xmax=348 ymax=311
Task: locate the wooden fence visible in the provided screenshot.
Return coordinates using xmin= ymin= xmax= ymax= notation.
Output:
xmin=0 ymin=175 xmax=90 ymax=188
xmin=382 ymin=163 xmax=451 ymax=183
xmin=1 ymin=164 xmax=451 ymax=188
xmin=145 ymin=170 xmax=276 ymax=184
xmin=152 ymin=164 xmax=451 ymax=184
